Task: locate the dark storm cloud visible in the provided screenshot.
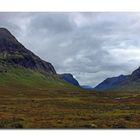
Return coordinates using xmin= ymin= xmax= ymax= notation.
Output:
xmin=1 ymin=12 xmax=140 ymax=86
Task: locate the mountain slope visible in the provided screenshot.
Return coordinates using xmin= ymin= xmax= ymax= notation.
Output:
xmin=0 ymin=28 xmax=82 ymax=90
xmin=94 ymin=75 xmax=128 ymax=91
xmin=95 ymin=66 xmax=140 ymax=91
xmin=0 ymin=28 xmax=56 ymax=74
xmin=59 ymin=73 xmax=80 ymax=86
xmin=0 ymin=66 xmax=80 ymax=90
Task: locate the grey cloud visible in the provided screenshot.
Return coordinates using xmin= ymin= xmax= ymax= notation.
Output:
xmin=0 ymin=12 xmax=140 ymax=87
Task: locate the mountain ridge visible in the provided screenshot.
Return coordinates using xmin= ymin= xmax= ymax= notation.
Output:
xmin=0 ymin=27 xmax=83 ymax=90
xmin=0 ymin=28 xmax=56 ymax=74
xmin=59 ymin=73 xmax=80 ymax=86
xmin=94 ymin=74 xmax=128 ymax=91
xmin=94 ymin=66 xmax=140 ymax=91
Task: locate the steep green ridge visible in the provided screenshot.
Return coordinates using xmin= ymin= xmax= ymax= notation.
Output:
xmin=0 ymin=64 xmax=80 ymax=90
xmin=0 ymin=28 xmax=81 ymax=89
xmin=0 ymin=28 xmax=83 ymax=90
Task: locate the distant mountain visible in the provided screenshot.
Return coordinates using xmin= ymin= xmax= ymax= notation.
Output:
xmin=94 ymin=75 xmax=128 ymax=91
xmin=95 ymin=66 xmax=140 ymax=91
xmin=0 ymin=28 xmax=56 ymax=74
xmin=59 ymin=73 xmax=80 ymax=86
xmin=81 ymin=85 xmax=93 ymax=90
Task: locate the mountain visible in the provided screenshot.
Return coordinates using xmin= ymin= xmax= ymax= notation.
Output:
xmin=130 ymin=66 xmax=140 ymax=80
xmin=59 ymin=73 xmax=80 ymax=86
xmin=94 ymin=75 xmax=128 ymax=91
xmin=81 ymin=85 xmax=93 ymax=90
xmin=0 ymin=28 xmax=56 ymax=74
xmin=94 ymin=66 xmax=140 ymax=91
xmin=0 ymin=28 xmax=81 ymax=90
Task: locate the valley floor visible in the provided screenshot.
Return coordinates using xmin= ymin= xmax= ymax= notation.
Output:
xmin=0 ymin=86 xmax=140 ymax=128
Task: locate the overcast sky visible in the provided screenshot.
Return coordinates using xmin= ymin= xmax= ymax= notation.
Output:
xmin=0 ymin=12 xmax=140 ymax=87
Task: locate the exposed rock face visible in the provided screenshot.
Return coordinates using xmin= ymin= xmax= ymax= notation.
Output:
xmin=59 ymin=73 xmax=80 ymax=86
xmin=0 ymin=28 xmax=56 ymax=74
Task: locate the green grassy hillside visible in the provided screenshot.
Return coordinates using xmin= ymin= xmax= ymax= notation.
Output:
xmin=0 ymin=65 xmax=81 ymax=91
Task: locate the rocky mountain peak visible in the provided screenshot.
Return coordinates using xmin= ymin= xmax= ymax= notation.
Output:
xmin=0 ymin=28 xmax=56 ymax=74
xmin=0 ymin=28 xmax=18 ymax=44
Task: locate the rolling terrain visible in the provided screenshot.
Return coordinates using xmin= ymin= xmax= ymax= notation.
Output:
xmin=0 ymin=86 xmax=140 ymax=128
xmin=0 ymin=28 xmax=139 ymax=128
